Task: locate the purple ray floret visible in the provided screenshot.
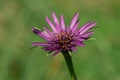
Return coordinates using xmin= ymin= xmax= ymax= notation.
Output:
xmin=32 ymin=12 xmax=96 ymax=56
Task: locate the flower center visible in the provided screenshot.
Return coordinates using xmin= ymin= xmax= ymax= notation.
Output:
xmin=55 ymin=32 xmax=73 ymax=50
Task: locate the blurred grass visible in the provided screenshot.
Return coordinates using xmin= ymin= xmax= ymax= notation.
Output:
xmin=0 ymin=0 xmax=120 ymax=80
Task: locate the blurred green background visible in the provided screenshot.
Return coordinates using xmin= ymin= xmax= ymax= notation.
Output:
xmin=0 ymin=0 xmax=120 ymax=80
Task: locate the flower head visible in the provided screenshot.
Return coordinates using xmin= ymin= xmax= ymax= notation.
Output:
xmin=32 ymin=12 xmax=96 ymax=56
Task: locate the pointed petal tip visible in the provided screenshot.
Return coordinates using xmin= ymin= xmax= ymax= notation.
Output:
xmin=32 ymin=27 xmax=39 ymax=31
xmin=73 ymin=13 xmax=79 ymax=19
xmin=89 ymin=22 xmax=97 ymax=28
xmin=52 ymin=12 xmax=56 ymax=19
xmin=89 ymin=21 xmax=97 ymax=25
xmin=52 ymin=12 xmax=56 ymax=16
xmin=52 ymin=12 xmax=55 ymax=14
xmin=45 ymin=16 xmax=57 ymax=32
xmin=51 ymin=51 xmax=60 ymax=57
xmin=70 ymin=13 xmax=79 ymax=29
xmin=32 ymin=28 xmax=35 ymax=31
xmin=74 ymin=12 xmax=79 ymax=18
xmin=32 ymin=27 xmax=37 ymax=31
xmin=80 ymin=43 xmax=85 ymax=47
xmin=80 ymin=31 xmax=94 ymax=40
xmin=45 ymin=16 xmax=49 ymax=20
xmin=74 ymin=12 xmax=79 ymax=15
xmin=32 ymin=27 xmax=41 ymax=34
xmin=60 ymin=15 xmax=66 ymax=30
xmin=52 ymin=12 xmax=60 ymax=25
xmin=94 ymin=22 xmax=97 ymax=26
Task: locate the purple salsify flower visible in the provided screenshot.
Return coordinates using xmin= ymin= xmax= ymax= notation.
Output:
xmin=32 ymin=12 xmax=96 ymax=56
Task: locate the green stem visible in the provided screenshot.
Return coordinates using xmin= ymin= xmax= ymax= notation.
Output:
xmin=62 ymin=51 xmax=77 ymax=80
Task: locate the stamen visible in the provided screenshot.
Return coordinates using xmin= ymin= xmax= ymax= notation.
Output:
xmin=55 ymin=31 xmax=73 ymax=50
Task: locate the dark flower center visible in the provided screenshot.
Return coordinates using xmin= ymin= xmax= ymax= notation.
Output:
xmin=55 ymin=32 xmax=74 ymax=50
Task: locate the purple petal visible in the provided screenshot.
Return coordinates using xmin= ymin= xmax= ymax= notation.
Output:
xmin=46 ymin=16 xmax=57 ymax=33
xmin=43 ymin=27 xmax=54 ymax=37
xmin=32 ymin=28 xmax=41 ymax=34
xmin=52 ymin=50 xmax=61 ymax=56
xmin=76 ymin=42 xmax=84 ymax=47
xmin=43 ymin=47 xmax=56 ymax=51
xmin=71 ymin=47 xmax=76 ymax=51
xmin=55 ymin=23 xmax=61 ymax=32
xmin=32 ymin=42 xmax=50 ymax=46
xmin=52 ymin=12 xmax=60 ymax=25
xmin=71 ymin=19 xmax=80 ymax=32
xmin=42 ymin=44 xmax=59 ymax=51
xmin=77 ymin=38 xmax=85 ymax=41
xmin=60 ymin=15 xmax=65 ymax=30
xmin=81 ymin=31 xmax=94 ymax=38
xmin=79 ymin=22 xmax=96 ymax=35
xmin=77 ymin=21 xmax=94 ymax=33
xmin=42 ymin=32 xmax=50 ymax=37
xmin=70 ymin=13 xmax=79 ymax=29
xmin=32 ymin=28 xmax=51 ymax=41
